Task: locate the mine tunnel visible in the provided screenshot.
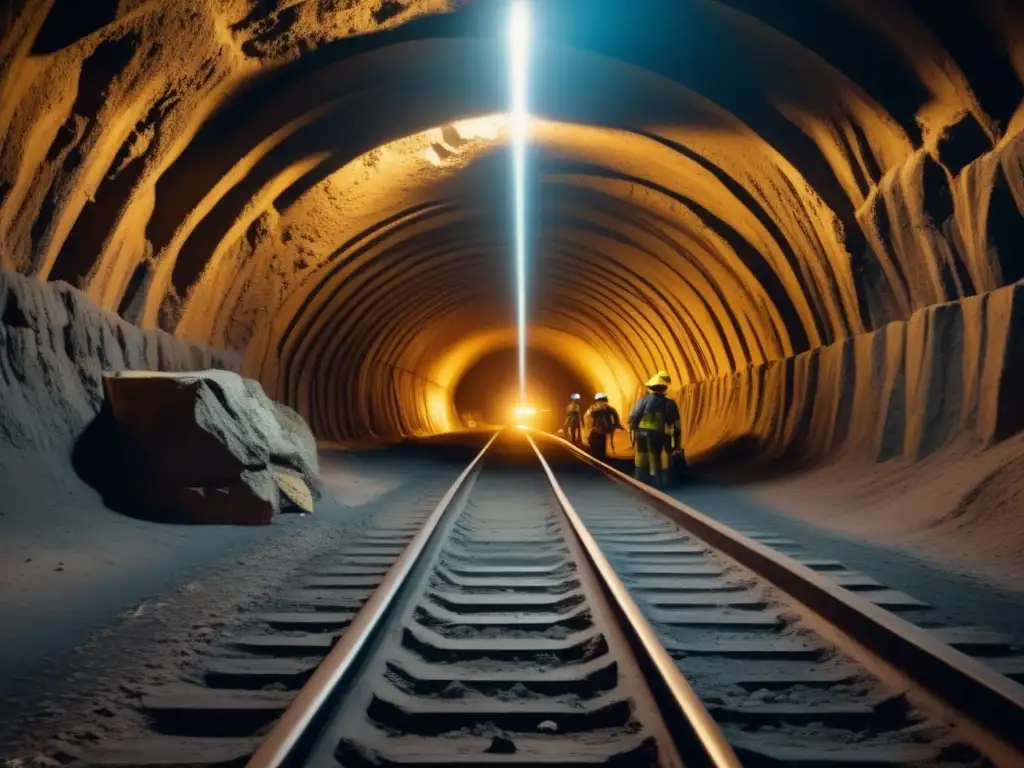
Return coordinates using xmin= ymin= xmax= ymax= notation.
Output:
xmin=2 ymin=1 xmax=1024 ymax=765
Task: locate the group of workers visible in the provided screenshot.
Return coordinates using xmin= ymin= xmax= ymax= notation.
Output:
xmin=561 ymin=370 xmax=683 ymax=487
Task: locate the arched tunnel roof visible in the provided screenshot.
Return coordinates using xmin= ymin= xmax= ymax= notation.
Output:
xmin=1 ymin=0 xmax=1022 ymax=442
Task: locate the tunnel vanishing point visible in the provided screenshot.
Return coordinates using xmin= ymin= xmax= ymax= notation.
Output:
xmin=1 ymin=0 xmax=1023 ymax=468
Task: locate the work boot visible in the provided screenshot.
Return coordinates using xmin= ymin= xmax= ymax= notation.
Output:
xmin=634 ymin=466 xmax=647 ymax=483
xmin=659 ymin=469 xmax=672 ymax=488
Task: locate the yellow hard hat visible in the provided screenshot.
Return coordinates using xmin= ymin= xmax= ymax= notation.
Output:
xmin=645 ymin=370 xmax=671 ymax=388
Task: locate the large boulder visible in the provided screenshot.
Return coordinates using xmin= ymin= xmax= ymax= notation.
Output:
xmin=103 ymin=369 xmax=320 ymax=525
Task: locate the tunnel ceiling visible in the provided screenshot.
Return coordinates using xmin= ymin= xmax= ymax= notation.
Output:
xmin=1 ymin=0 xmax=1023 ymax=441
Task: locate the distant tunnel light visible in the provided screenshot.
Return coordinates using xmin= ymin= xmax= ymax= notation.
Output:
xmin=509 ymin=0 xmax=531 ymax=402
xmin=513 ymin=405 xmax=536 ymax=417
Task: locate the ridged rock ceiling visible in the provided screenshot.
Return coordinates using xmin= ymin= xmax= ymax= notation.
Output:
xmin=1 ymin=0 xmax=1021 ymax=443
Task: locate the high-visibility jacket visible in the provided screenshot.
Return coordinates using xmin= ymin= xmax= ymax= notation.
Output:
xmin=629 ymin=392 xmax=681 ymax=450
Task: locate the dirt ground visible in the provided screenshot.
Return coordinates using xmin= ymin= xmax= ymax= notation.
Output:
xmin=599 ymin=429 xmax=1024 ymax=591
xmin=0 ymin=446 xmax=457 ymax=740
xmin=737 ymin=435 xmax=1024 ymax=591
xmin=3 ymin=430 xmax=1024 ymax=758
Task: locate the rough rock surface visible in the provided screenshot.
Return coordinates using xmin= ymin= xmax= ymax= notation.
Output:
xmin=104 ymin=369 xmax=320 ymax=525
xmin=674 ymin=280 xmax=1024 ymax=468
xmin=0 ymin=2 xmax=1021 ymax=448
xmin=0 ymin=268 xmax=239 ymax=454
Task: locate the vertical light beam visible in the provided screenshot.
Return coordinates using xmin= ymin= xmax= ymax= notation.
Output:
xmin=509 ymin=0 xmax=530 ymax=402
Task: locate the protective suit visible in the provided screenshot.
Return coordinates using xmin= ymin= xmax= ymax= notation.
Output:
xmin=629 ymin=371 xmax=682 ymax=486
xmin=584 ymin=394 xmax=621 ymax=461
xmin=564 ymin=394 xmax=583 ymax=444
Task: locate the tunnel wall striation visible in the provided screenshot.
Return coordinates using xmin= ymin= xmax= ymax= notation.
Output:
xmin=673 ymin=280 xmax=1024 ymax=468
xmin=0 ymin=267 xmax=239 ymax=454
xmin=0 ymin=1 xmax=1022 ymax=454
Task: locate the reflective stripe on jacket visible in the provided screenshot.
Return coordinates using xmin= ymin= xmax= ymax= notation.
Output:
xmin=629 ymin=393 xmax=681 ymax=447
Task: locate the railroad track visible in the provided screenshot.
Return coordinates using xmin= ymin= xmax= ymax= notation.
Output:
xmin=57 ymin=430 xmax=1024 ymax=767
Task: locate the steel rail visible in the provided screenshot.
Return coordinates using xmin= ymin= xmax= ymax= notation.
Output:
xmin=246 ymin=430 xmax=500 ymax=768
xmin=526 ymin=433 xmax=742 ymax=768
xmin=538 ymin=431 xmax=1024 ymax=760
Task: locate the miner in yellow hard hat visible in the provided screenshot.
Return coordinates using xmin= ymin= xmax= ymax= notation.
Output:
xmin=628 ymin=370 xmax=682 ymax=486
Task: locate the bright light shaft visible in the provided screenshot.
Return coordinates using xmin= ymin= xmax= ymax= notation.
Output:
xmin=509 ymin=0 xmax=530 ymax=402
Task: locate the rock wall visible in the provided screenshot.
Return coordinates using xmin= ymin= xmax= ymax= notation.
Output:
xmin=0 ymin=269 xmax=239 ymax=454
xmin=0 ymin=2 xmax=1021 ymax=448
xmin=676 ymin=280 xmax=1024 ymax=468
